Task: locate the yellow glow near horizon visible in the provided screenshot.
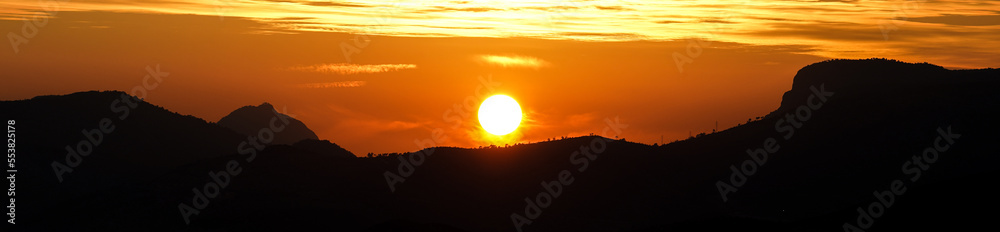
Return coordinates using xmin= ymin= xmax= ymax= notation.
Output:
xmin=478 ymin=95 xmax=523 ymax=136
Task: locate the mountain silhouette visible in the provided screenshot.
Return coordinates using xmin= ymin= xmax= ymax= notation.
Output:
xmin=216 ymin=102 xmax=319 ymax=145
xmin=650 ymin=58 xmax=1000 ymax=231
xmin=2 ymin=59 xmax=998 ymax=232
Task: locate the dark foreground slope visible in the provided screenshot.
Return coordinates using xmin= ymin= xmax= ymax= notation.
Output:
xmin=0 ymin=92 xmax=353 ymax=231
xmin=0 ymin=91 xmax=245 ymax=226
xmin=1 ymin=59 xmax=998 ymax=232
xmin=646 ymin=59 xmax=1000 ymax=231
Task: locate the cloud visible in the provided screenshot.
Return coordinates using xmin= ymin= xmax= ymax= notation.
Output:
xmin=594 ymin=5 xmax=629 ymax=11
xmin=296 ymin=81 xmax=367 ymax=88
xmin=478 ymin=55 xmax=550 ymax=69
xmin=342 ymin=118 xmax=424 ymax=133
xmin=906 ymin=14 xmax=1000 ymax=26
xmin=288 ymin=63 xmax=417 ymax=75
xmin=321 ymin=104 xmax=428 ymax=137
xmin=421 ymin=6 xmax=504 ymax=13
xmin=556 ymin=32 xmax=645 ymax=40
xmin=698 ymin=19 xmax=735 ymax=24
xmin=303 ymin=1 xmax=369 ymax=8
xmin=565 ymin=113 xmax=598 ymax=127
xmin=253 ymin=0 xmax=370 ymax=7
xmin=655 ymin=20 xmax=686 ymax=24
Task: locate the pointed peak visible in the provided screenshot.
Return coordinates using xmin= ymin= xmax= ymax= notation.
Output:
xmin=258 ymin=102 xmax=274 ymax=109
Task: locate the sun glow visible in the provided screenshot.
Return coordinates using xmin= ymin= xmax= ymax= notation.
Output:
xmin=478 ymin=95 xmax=523 ymax=136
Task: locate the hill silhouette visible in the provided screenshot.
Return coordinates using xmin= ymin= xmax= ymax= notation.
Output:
xmin=0 ymin=93 xmax=352 ymax=231
xmin=216 ymin=102 xmax=319 ymax=145
xmin=2 ymin=59 xmax=999 ymax=231
xmin=0 ymin=91 xmax=245 ymax=221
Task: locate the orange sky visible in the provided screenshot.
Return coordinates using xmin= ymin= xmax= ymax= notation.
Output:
xmin=1 ymin=0 xmax=998 ymax=155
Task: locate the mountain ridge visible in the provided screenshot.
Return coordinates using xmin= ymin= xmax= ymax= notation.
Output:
xmin=3 ymin=59 xmax=999 ymax=231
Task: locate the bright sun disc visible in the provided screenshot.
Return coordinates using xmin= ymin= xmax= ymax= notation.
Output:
xmin=478 ymin=95 xmax=522 ymax=136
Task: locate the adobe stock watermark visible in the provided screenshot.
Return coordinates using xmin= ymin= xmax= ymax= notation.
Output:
xmin=6 ymin=120 xmax=16 ymax=225
xmin=177 ymin=105 xmax=297 ymax=225
xmin=442 ymin=75 xmax=502 ymax=129
xmin=340 ymin=0 xmax=406 ymax=63
xmin=510 ymin=116 xmax=628 ymax=232
xmin=50 ymin=64 xmax=169 ymax=183
xmin=214 ymin=0 xmax=234 ymax=21
xmin=383 ymin=74 xmax=501 ymax=193
xmin=878 ymin=0 xmax=927 ymax=41
xmin=380 ymin=130 xmax=446 ymax=193
xmin=716 ymin=84 xmax=834 ymax=202
xmin=842 ymin=125 xmax=960 ymax=232
xmin=7 ymin=0 xmax=69 ymax=54
xmin=672 ymin=1 xmax=749 ymax=74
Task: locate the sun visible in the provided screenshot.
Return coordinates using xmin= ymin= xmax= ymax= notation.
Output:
xmin=478 ymin=95 xmax=522 ymax=136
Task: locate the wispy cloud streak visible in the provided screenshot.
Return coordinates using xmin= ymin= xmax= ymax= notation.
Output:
xmin=289 ymin=63 xmax=417 ymax=75
xmin=296 ymin=81 xmax=367 ymax=88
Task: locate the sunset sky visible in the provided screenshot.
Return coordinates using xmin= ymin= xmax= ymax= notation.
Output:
xmin=1 ymin=0 xmax=998 ymax=155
